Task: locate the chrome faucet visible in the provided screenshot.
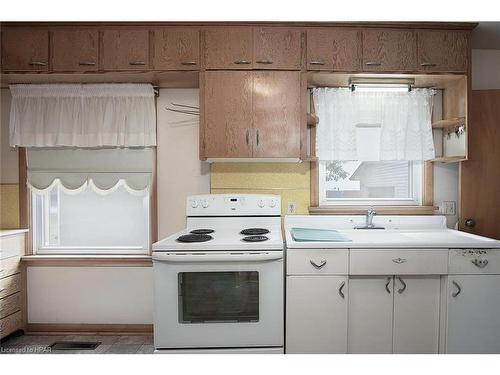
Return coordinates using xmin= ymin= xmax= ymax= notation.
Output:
xmin=366 ymin=207 xmax=376 ymax=228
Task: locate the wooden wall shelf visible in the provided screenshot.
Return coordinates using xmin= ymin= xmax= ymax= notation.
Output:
xmin=431 ymin=117 xmax=466 ymax=130
xmin=431 ymin=156 xmax=466 ymax=163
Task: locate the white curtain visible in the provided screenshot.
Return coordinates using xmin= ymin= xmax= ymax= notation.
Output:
xmin=313 ymin=88 xmax=435 ymax=161
xmin=9 ymin=84 xmax=157 ymax=148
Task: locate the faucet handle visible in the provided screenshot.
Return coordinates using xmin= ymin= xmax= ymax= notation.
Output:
xmin=367 ymin=207 xmax=376 ymax=215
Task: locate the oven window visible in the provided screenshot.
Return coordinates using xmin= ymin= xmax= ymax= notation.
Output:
xmin=178 ymin=272 xmax=259 ymax=323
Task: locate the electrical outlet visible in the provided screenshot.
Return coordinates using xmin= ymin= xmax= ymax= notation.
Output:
xmin=287 ymin=201 xmax=297 ymax=215
xmin=439 ymin=201 xmax=456 ymax=216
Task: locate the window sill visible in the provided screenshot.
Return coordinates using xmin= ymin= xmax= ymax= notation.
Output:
xmin=309 ymin=205 xmax=436 ymax=215
xmin=21 ymin=254 xmax=152 ymax=267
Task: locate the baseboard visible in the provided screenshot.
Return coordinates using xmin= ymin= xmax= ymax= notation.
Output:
xmin=26 ymin=323 xmax=153 ymax=335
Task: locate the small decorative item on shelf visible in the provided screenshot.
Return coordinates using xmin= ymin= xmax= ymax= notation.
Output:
xmin=446 ymin=124 xmax=465 ymax=139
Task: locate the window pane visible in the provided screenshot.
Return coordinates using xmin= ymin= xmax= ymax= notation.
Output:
xmin=323 ymin=160 xmax=413 ymax=199
xmin=179 ymin=272 xmax=259 ymax=324
xmin=37 ymin=183 xmax=148 ymax=249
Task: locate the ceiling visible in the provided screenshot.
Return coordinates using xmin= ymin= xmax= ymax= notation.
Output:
xmin=472 ymin=22 xmax=500 ymax=49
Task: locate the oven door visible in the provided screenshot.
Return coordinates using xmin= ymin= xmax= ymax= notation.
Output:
xmin=153 ymin=251 xmax=284 ymax=349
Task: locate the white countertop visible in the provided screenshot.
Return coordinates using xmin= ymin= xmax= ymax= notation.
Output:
xmin=0 ymin=228 xmax=28 ymax=237
xmin=285 ymin=215 xmax=500 ymax=249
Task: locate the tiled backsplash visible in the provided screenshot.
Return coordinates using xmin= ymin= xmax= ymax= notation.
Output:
xmin=210 ymin=162 xmax=311 ymax=216
xmin=0 ymin=184 xmax=20 ymax=228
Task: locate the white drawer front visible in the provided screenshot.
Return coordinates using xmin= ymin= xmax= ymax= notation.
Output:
xmin=350 ymin=249 xmax=448 ymax=275
xmin=449 ymin=249 xmax=500 ymax=274
xmin=0 ymin=234 xmax=25 ymax=260
xmin=287 ymin=249 xmax=348 ymax=275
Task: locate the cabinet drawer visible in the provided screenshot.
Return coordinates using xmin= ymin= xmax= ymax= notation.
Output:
xmin=0 ymin=274 xmax=22 ymax=299
xmin=0 ymin=292 xmax=22 ymax=319
xmin=0 ymin=256 xmax=21 ymax=279
xmin=350 ymin=249 xmax=448 ymax=275
xmin=449 ymin=249 xmax=500 ymax=274
xmin=287 ymin=249 xmax=348 ymax=275
xmin=0 ymin=234 xmax=25 ymax=259
xmin=0 ymin=310 xmax=22 ymax=339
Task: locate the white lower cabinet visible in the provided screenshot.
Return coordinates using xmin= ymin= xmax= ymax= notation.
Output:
xmin=286 ymin=276 xmax=348 ymax=353
xmin=348 ymin=276 xmax=440 ymax=354
xmin=446 ymin=275 xmax=500 ymax=353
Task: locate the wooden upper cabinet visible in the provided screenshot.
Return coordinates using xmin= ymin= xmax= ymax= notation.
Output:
xmin=362 ymin=29 xmax=416 ymax=72
xmin=153 ymin=28 xmax=200 ymax=70
xmin=204 ymin=27 xmax=253 ymax=69
xmin=307 ymin=28 xmax=361 ymax=71
xmin=102 ymin=29 xmax=150 ymax=71
xmin=52 ymin=29 xmax=99 ymax=72
xmin=253 ymin=27 xmax=302 ymax=70
xmin=1 ymin=28 xmax=49 ymax=71
xmin=253 ymin=71 xmax=302 ymax=158
xmin=417 ymin=31 xmax=468 ymax=72
xmin=202 ymin=71 xmax=253 ymax=158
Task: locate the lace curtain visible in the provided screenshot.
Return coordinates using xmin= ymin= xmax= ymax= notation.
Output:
xmin=313 ymin=88 xmax=436 ymax=161
xmin=9 ymin=83 xmax=157 ymax=148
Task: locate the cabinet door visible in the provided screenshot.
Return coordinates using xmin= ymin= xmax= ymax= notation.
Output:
xmin=417 ymin=31 xmax=468 ymax=72
xmin=253 ymin=71 xmax=301 ymax=158
xmin=362 ymin=29 xmax=416 ymax=72
xmin=202 ymin=71 xmax=253 ymax=158
xmin=153 ymin=28 xmax=200 ymax=70
xmin=102 ymin=29 xmax=150 ymax=71
xmin=393 ymin=276 xmax=440 ymax=354
xmin=446 ymin=275 xmax=500 ymax=353
xmin=204 ymin=27 xmax=253 ymax=69
xmin=52 ymin=29 xmax=98 ymax=72
xmin=286 ymin=276 xmax=348 ymax=354
xmin=1 ymin=28 xmax=49 ymax=71
xmin=348 ymin=276 xmax=394 ymax=353
xmin=307 ymin=28 xmax=361 ymax=71
xmin=253 ymin=27 xmax=302 ymax=70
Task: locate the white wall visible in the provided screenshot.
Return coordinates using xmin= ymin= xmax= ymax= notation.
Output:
xmin=0 ymin=89 xmax=18 ymax=184
xmin=27 ymin=267 xmax=153 ymax=324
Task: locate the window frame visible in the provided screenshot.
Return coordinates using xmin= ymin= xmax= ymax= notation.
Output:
xmin=31 ymin=183 xmax=151 ymax=256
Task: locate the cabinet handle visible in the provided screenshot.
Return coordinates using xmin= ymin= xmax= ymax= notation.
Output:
xmin=365 ymin=61 xmax=382 ymax=66
xmin=180 ymin=61 xmax=198 ymax=66
xmin=338 ymin=281 xmax=346 ymax=299
xmin=129 ymin=61 xmax=146 ymax=66
xmin=233 ymin=60 xmax=251 ymax=65
xmin=256 ymin=130 xmax=259 ymax=146
xmin=397 ymin=277 xmax=407 ymax=294
xmin=385 ymin=277 xmax=392 ymax=294
xmin=464 ymin=218 xmax=476 ymax=228
xmin=78 ymin=61 xmax=96 ymax=66
xmin=452 ymin=280 xmax=461 ymax=298
xmin=420 ymin=62 xmax=437 ymax=67
xmin=471 ymin=259 xmax=489 ymax=268
xmin=0 ymin=287 xmax=5 ymax=293
xmin=255 ymin=59 xmax=273 ymax=65
xmin=29 ymin=61 xmax=47 ymax=66
xmin=246 ymin=129 xmax=250 ymax=145
xmin=309 ymin=60 xmax=325 ymax=65
xmin=310 ymin=259 xmax=327 ymax=269
xmin=392 ymin=257 xmax=407 ymax=264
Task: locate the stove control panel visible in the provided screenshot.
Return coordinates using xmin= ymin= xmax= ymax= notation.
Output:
xmin=186 ymin=194 xmax=281 ymax=216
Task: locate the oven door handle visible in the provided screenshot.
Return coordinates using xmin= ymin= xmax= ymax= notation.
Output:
xmin=153 ymin=252 xmax=283 ymax=263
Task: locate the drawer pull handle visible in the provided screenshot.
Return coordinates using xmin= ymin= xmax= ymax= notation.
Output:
xmin=255 ymin=59 xmax=273 ymax=65
xmin=29 ymin=61 xmax=47 ymax=66
xmin=397 ymin=277 xmax=407 ymax=294
xmin=392 ymin=257 xmax=407 ymax=264
xmin=129 ymin=61 xmax=146 ymax=66
xmin=365 ymin=61 xmax=382 ymax=66
xmin=234 ymin=60 xmax=251 ymax=65
xmin=309 ymin=60 xmax=325 ymax=65
xmin=78 ymin=61 xmax=96 ymax=66
xmin=180 ymin=61 xmax=198 ymax=66
xmin=471 ymin=259 xmax=488 ymax=268
xmin=385 ymin=277 xmax=392 ymax=294
xmin=310 ymin=259 xmax=327 ymax=269
xmin=420 ymin=62 xmax=437 ymax=67
xmin=246 ymin=129 xmax=250 ymax=145
xmin=338 ymin=281 xmax=345 ymax=299
xmin=452 ymin=280 xmax=461 ymax=298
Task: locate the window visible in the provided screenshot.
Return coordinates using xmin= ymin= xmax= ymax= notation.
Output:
xmin=32 ymin=181 xmax=150 ymax=254
xmin=319 ymin=160 xmax=422 ymax=206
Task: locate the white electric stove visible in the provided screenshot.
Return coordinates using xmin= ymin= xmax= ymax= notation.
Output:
xmin=152 ymin=194 xmax=284 ymax=353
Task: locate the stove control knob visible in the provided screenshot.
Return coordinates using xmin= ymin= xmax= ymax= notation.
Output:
xmin=258 ymin=199 xmax=265 ymax=208
xmin=269 ymin=199 xmax=276 ymax=208
xmin=202 ymin=200 xmax=209 ymax=208
xmin=190 ymin=200 xmax=198 ymax=208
